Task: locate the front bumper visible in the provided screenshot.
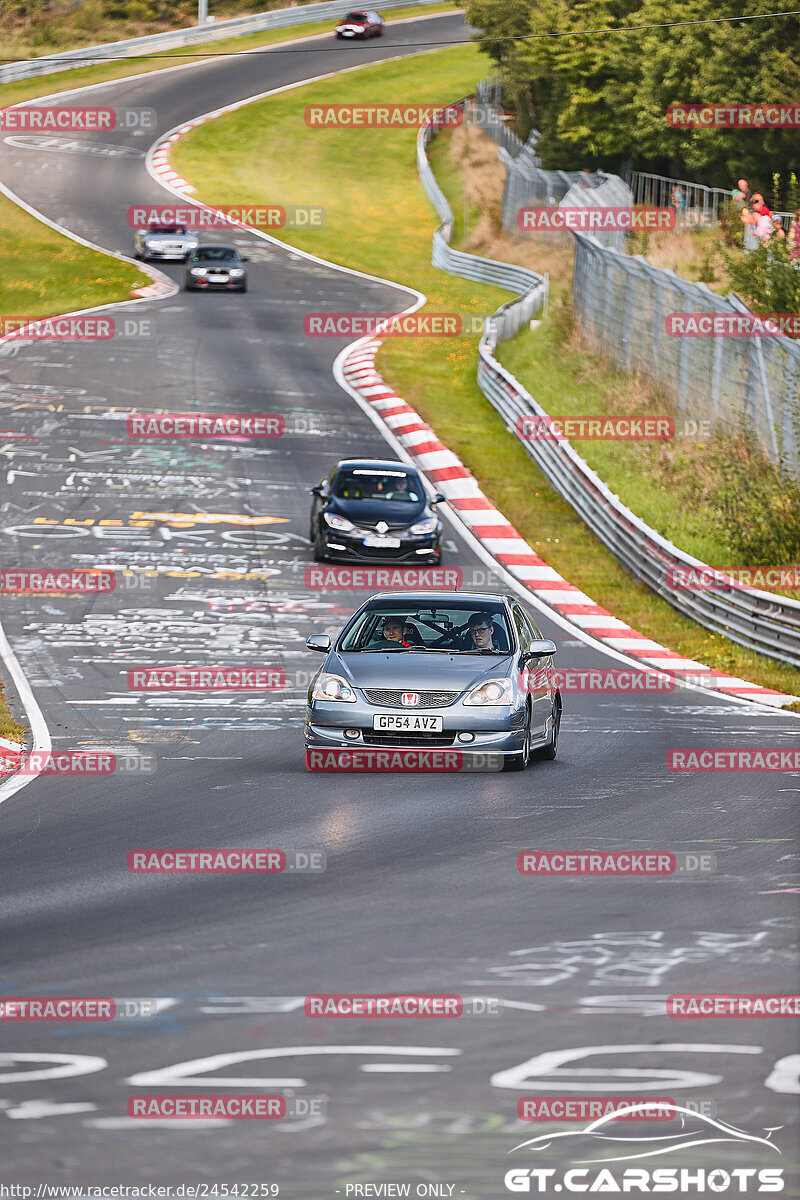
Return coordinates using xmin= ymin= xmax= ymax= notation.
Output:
xmin=319 ymin=530 xmax=441 ymax=562
xmin=186 ymin=275 xmax=246 ymax=290
xmin=305 ymin=697 xmax=529 ymax=757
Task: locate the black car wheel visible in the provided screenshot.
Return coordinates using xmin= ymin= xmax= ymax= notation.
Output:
xmin=532 ymin=698 xmax=561 ymax=762
xmin=312 ymin=526 xmax=328 ymax=562
xmin=504 ymin=704 xmax=531 ymax=772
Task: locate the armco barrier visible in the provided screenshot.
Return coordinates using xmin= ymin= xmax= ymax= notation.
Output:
xmin=418 ymin=96 xmax=800 ymax=670
xmin=0 ymin=0 xmax=446 ymax=84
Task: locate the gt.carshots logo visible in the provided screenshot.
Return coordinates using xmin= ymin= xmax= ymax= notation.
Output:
xmin=126 ymin=414 xmax=284 ymax=438
xmin=504 ymin=1105 xmax=784 ymax=1192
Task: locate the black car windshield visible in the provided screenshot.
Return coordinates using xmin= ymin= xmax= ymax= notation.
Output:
xmin=340 ymin=601 xmax=513 ymax=654
xmin=331 ymin=469 xmax=421 ymax=502
xmin=149 ymin=225 xmax=188 ymax=235
xmin=192 ymin=248 xmax=238 ymax=262
xmin=344 ymin=11 xmax=368 ymax=19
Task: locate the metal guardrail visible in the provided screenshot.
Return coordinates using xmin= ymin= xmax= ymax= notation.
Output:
xmin=0 ymin=0 xmax=445 ymax=84
xmin=417 ymin=94 xmax=800 ymax=669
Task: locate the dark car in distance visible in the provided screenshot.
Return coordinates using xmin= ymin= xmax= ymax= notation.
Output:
xmin=184 ymin=245 xmax=249 ymax=291
xmin=309 ymin=459 xmax=444 ymax=563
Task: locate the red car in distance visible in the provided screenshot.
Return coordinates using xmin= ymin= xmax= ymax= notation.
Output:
xmin=334 ymin=9 xmax=385 ymax=39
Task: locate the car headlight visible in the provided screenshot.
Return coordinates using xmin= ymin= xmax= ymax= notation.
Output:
xmin=323 ymin=512 xmax=355 ymax=532
xmin=312 ymin=673 xmax=357 ymax=703
xmin=190 ymin=267 xmax=207 ymax=275
xmin=409 ymin=516 xmax=438 ymax=536
xmin=228 ymin=269 xmax=245 ymax=277
xmin=463 ymin=678 xmax=514 ymax=706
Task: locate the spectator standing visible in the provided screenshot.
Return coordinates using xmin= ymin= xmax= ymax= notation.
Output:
xmin=788 ymin=209 xmax=800 ymax=260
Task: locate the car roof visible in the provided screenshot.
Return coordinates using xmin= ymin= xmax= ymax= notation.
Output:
xmin=193 ymin=243 xmax=238 ymax=251
xmin=333 ymin=458 xmax=419 ymax=473
xmin=365 ymin=592 xmax=513 ymax=604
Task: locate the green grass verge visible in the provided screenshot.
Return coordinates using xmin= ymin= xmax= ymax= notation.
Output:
xmin=168 ymin=45 xmax=800 ymax=699
xmin=0 ymin=189 xmax=149 ymax=318
xmin=0 ymin=4 xmax=460 ymax=108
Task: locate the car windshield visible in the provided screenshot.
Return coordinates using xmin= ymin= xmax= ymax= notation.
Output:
xmin=344 ymin=11 xmax=368 ymax=19
xmin=331 ymin=469 xmax=421 ymax=502
xmin=340 ymin=601 xmax=513 ymax=654
xmin=192 ymin=248 xmax=238 ymax=262
xmin=149 ymin=225 xmax=188 ymax=235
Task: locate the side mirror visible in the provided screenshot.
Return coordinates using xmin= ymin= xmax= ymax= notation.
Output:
xmin=306 ymin=634 xmax=332 ymax=653
xmin=240 ymin=256 xmax=250 ymax=262
xmin=310 ymin=485 xmax=325 ymax=497
xmin=432 ymin=492 xmax=446 ymax=504
xmin=523 ymin=639 xmax=557 ymax=662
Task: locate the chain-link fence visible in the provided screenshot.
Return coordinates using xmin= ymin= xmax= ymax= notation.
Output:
xmin=475 ymin=84 xmax=800 ymax=477
xmin=630 ymin=170 xmax=793 ymax=236
xmin=417 ymin=99 xmax=800 ymax=667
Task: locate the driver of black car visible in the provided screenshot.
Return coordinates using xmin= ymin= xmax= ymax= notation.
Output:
xmin=373 ymin=616 xmax=412 ymax=647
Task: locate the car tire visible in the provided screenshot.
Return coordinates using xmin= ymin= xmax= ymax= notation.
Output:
xmin=312 ymin=528 xmax=328 ymax=562
xmin=533 ymin=699 xmax=561 ymax=762
xmin=239 ymin=282 xmax=248 ymax=293
xmin=503 ymin=704 xmax=531 ymax=772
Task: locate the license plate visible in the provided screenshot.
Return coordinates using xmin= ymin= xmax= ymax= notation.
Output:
xmin=373 ymin=714 xmax=443 ymax=732
xmin=208 ymin=274 xmax=228 ymax=282
xmin=363 ymin=535 xmax=401 ymax=548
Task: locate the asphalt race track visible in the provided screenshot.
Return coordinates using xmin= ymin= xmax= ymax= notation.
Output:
xmin=0 ymin=11 xmax=798 ymax=1192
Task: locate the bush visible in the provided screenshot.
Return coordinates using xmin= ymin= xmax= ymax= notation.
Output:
xmin=726 ymin=236 xmax=800 ymax=315
xmin=710 ymin=432 xmax=800 ymax=563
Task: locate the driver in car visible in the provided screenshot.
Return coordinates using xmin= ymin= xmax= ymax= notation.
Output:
xmin=464 ymin=612 xmax=501 ymax=651
xmin=384 ymin=476 xmax=420 ymax=501
xmin=374 ymin=616 xmax=412 ymax=647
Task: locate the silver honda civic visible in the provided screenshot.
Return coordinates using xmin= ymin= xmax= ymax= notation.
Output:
xmin=305 ymin=591 xmax=561 ymax=770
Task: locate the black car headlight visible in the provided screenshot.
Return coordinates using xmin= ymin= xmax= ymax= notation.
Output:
xmin=409 ymin=516 xmax=438 ymax=536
